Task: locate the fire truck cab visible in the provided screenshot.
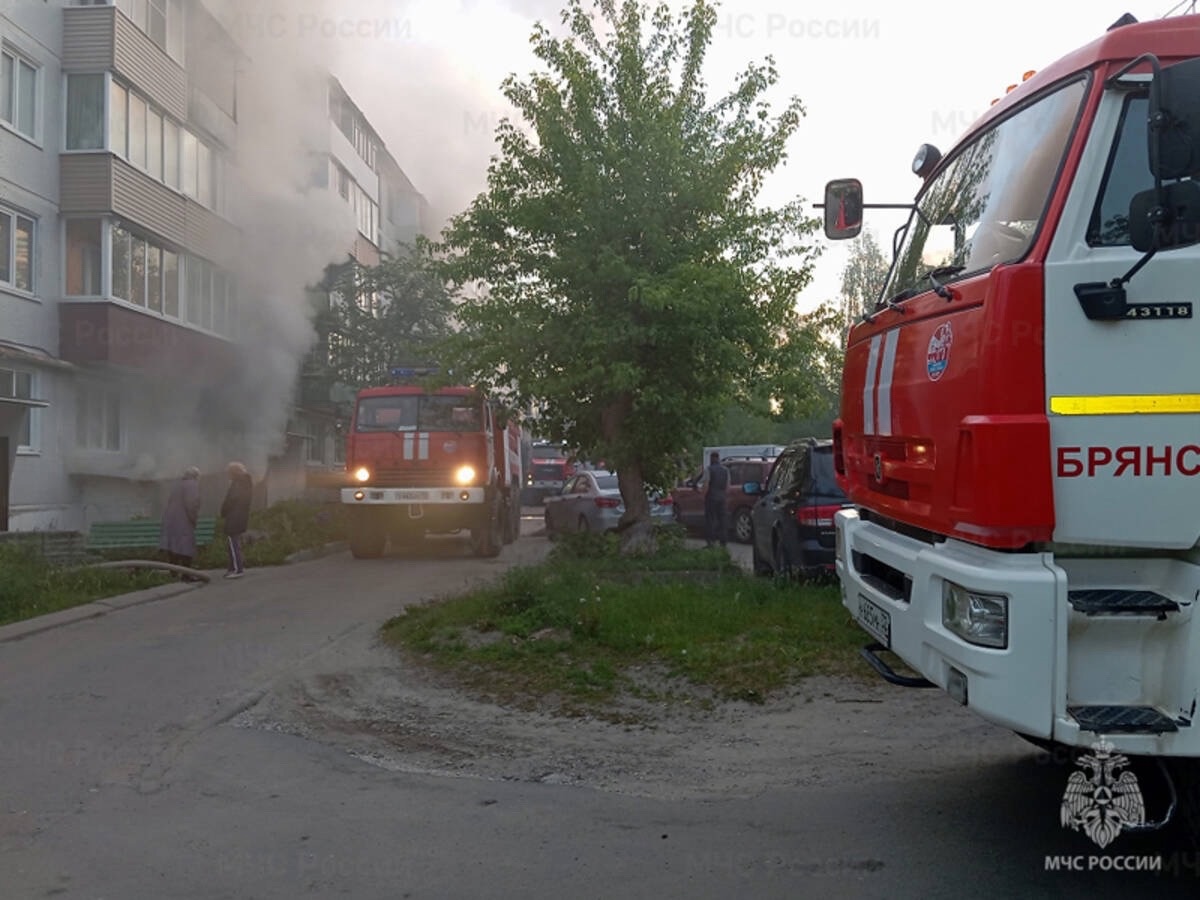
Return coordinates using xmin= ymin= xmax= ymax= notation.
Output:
xmin=827 ymin=13 xmax=1200 ymax=829
xmin=341 ymin=372 xmax=523 ymax=559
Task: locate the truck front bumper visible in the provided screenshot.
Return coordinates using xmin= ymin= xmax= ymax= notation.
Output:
xmin=837 ymin=508 xmax=1200 ymax=756
xmin=340 ymin=487 xmax=485 ymax=505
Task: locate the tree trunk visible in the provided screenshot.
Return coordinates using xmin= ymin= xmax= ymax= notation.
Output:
xmin=601 ymin=395 xmax=657 ymax=555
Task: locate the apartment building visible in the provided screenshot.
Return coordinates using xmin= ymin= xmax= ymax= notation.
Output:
xmin=0 ymin=0 xmax=431 ymax=532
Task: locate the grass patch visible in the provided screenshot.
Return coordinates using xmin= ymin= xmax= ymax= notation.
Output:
xmin=0 ymin=544 xmax=175 ymax=627
xmin=383 ymin=531 xmax=868 ymax=717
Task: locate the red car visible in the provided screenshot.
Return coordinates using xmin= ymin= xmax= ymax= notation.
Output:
xmin=670 ymin=456 xmax=777 ymax=544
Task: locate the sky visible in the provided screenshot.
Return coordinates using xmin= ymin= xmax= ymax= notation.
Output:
xmin=251 ymin=0 xmax=1189 ymax=314
xmin=217 ymin=0 xmax=1195 ymax=310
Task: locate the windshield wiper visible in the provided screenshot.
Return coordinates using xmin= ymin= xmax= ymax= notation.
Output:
xmin=927 ymin=265 xmax=965 ymax=300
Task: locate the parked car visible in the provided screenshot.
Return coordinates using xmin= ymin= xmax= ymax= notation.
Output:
xmin=747 ymin=438 xmax=851 ymax=578
xmin=521 ymin=441 xmax=575 ymax=505
xmin=543 ymin=470 xmax=675 ymax=537
xmin=671 ymin=456 xmax=777 ymax=544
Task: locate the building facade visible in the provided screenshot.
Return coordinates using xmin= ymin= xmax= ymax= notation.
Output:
xmin=0 ymin=0 xmax=430 ymax=532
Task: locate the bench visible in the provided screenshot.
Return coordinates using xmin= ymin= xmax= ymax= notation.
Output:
xmin=87 ymin=517 xmax=218 ymax=551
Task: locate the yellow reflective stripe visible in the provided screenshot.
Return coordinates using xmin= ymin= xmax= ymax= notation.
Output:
xmin=1049 ymin=394 xmax=1200 ymax=415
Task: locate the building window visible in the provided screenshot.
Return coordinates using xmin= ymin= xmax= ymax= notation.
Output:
xmin=0 ymin=206 xmax=34 ymax=292
xmin=146 ymin=108 xmax=162 ymax=180
xmin=180 ymin=130 xmax=197 ymax=197
xmin=76 ymin=382 xmax=121 ymax=452
xmin=109 ymin=80 xmax=127 ymax=157
xmin=65 ymin=219 xmax=102 ymax=295
xmin=66 ymin=74 xmax=105 ymax=149
xmin=111 ymin=224 xmax=131 ymax=299
xmin=163 ymin=118 xmax=178 ymax=189
xmin=0 ymin=367 xmax=37 ymax=451
xmin=305 ymin=420 xmax=325 ymax=464
xmin=1 ymin=45 xmax=38 ymax=140
xmin=127 ymin=92 xmax=147 ymax=168
xmin=163 ymin=249 xmax=178 ymax=316
xmin=116 ymin=0 xmax=181 ymax=62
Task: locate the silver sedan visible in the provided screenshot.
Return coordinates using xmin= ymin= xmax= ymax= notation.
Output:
xmin=543 ymin=471 xmax=675 ymax=537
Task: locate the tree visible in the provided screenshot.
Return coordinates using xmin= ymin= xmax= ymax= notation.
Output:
xmin=838 ymin=229 xmax=889 ymax=332
xmin=438 ymin=0 xmax=822 ymax=549
xmin=314 ymin=241 xmax=456 ymax=393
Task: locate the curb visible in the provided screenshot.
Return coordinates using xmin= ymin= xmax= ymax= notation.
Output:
xmin=0 ymin=580 xmax=203 ymax=644
xmin=283 ymin=541 xmax=348 ymax=564
xmin=0 ymin=543 xmax=348 ymax=645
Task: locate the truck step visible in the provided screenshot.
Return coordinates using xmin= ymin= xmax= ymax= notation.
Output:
xmin=1067 ymin=705 xmax=1179 ymax=734
xmin=1068 ymin=589 xmax=1179 ymax=616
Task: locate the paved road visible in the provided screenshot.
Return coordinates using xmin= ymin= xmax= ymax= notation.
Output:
xmin=1 ymin=518 xmax=1196 ymax=898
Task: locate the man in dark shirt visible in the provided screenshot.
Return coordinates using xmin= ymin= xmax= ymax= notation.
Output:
xmin=704 ymin=451 xmax=731 ymax=548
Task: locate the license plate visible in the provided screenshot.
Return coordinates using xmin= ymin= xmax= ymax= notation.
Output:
xmin=856 ymin=594 xmax=891 ymax=648
xmin=395 ymin=490 xmax=430 ymax=501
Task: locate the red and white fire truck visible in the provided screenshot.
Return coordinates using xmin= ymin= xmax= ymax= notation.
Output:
xmin=341 ymin=369 xmax=523 ymax=558
xmin=826 ymin=13 xmax=1200 ymax=829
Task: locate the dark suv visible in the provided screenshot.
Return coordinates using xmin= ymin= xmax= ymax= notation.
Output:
xmin=747 ymin=438 xmax=850 ymax=578
xmin=671 ymin=456 xmax=777 ymax=544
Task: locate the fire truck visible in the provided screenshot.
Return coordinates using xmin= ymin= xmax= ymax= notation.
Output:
xmin=340 ymin=369 xmax=523 ymax=558
xmin=826 ymin=14 xmax=1200 ymax=832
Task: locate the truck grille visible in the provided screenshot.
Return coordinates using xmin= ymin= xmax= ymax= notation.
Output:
xmin=372 ymin=467 xmax=459 ymax=488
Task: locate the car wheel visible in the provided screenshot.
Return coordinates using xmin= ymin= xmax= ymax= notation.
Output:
xmin=732 ymin=507 xmax=753 ymax=544
xmin=578 ymin=515 xmax=590 ymax=533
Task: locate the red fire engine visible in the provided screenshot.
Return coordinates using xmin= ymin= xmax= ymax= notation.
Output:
xmin=341 ymin=369 xmax=523 ymax=558
xmin=827 ymin=13 xmax=1200 ymax=836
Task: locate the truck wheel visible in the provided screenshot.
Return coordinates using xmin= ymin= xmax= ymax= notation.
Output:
xmin=349 ymin=509 xmax=386 ymax=559
xmin=471 ymin=494 xmax=502 ymax=558
xmin=502 ymin=491 xmax=520 ymax=545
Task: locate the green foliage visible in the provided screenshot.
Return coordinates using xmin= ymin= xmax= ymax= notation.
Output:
xmin=0 ymin=544 xmax=173 ymax=627
xmin=382 ymin=544 xmax=866 ymax=713
xmin=437 ymin=0 xmax=826 ymax=507
xmin=195 ymin=500 xmax=347 ymax=568
xmin=308 ymin=241 xmax=456 ymax=394
xmin=839 ymin=229 xmax=890 ymax=330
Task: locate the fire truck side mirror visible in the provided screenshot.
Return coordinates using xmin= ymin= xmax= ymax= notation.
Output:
xmin=823 ymin=178 xmax=864 ymax=240
xmin=1128 ymin=181 xmax=1200 ymax=252
xmin=1148 ymin=56 xmax=1200 ymax=181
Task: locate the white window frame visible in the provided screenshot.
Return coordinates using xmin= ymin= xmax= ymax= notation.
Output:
xmin=0 ymin=366 xmax=39 ymax=453
xmin=75 ymin=381 xmax=122 ymax=452
xmin=1 ymin=43 xmax=40 ymax=143
xmin=0 ymin=204 xmax=35 ymax=294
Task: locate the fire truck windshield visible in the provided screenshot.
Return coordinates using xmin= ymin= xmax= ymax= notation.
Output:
xmin=881 ymin=77 xmax=1087 ymax=306
xmin=355 ymin=395 xmax=482 ymax=432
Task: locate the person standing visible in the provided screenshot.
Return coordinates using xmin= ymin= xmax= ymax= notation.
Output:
xmin=704 ymin=451 xmax=731 ymax=548
xmin=220 ymin=461 xmax=253 ymax=579
xmin=160 ymin=466 xmax=201 ymax=574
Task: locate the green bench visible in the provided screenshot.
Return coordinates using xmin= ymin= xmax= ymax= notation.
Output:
xmin=87 ymin=517 xmax=218 ymax=551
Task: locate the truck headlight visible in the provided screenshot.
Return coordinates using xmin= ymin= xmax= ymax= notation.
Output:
xmin=455 ymin=465 xmax=477 ymax=485
xmin=354 ymin=466 xmax=371 ymax=483
xmin=942 ymin=582 xmax=1008 ymax=649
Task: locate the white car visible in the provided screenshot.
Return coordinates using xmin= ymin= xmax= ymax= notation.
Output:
xmin=543 ymin=471 xmax=675 ymax=536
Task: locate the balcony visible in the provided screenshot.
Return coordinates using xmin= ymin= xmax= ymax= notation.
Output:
xmin=59 ymin=302 xmax=236 ymax=378
xmin=63 ymin=5 xmax=187 ymax=122
xmin=60 ymin=154 xmax=236 ymax=263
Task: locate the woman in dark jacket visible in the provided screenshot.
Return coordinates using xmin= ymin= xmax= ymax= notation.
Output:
xmin=220 ymin=461 xmax=253 ymax=578
xmin=160 ymin=466 xmax=201 ymax=571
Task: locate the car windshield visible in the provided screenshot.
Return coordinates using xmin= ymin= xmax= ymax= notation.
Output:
xmin=593 ymin=475 xmax=619 ymax=491
xmin=881 ymin=77 xmax=1086 ymax=304
xmin=355 ymin=395 xmax=481 ymax=432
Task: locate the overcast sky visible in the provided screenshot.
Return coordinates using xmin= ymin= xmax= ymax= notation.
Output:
xmin=288 ymin=0 xmax=1190 ymax=313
